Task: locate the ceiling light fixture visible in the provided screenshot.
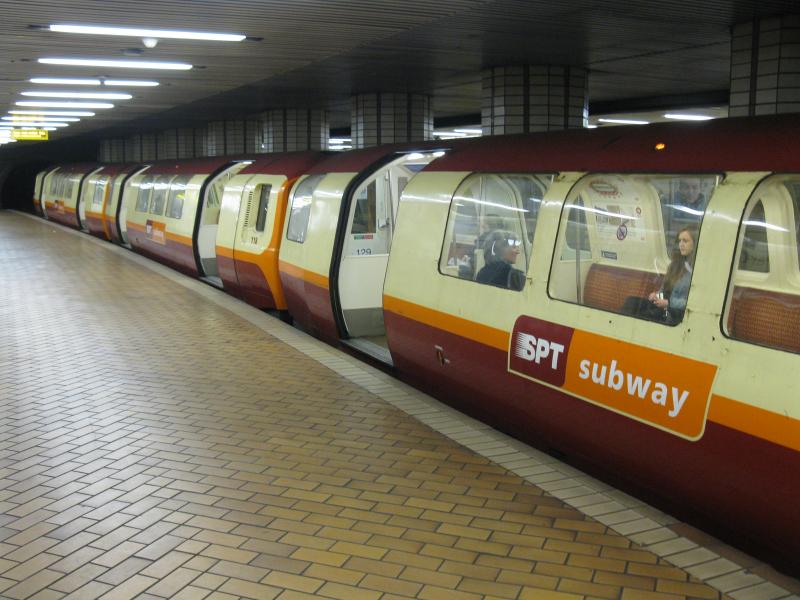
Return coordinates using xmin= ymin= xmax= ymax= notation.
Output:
xmin=6 ymin=121 xmax=69 ymax=127
xmin=663 ymin=113 xmax=715 ymax=121
xmin=39 ymin=57 xmax=192 ymax=70
xmin=103 ymin=79 xmax=159 ymax=87
xmin=17 ymin=101 xmax=114 ymax=109
xmin=3 ymin=116 xmax=80 ymax=122
xmin=49 ymin=24 xmax=246 ymax=42
xmin=10 ymin=110 xmax=95 ymax=116
xmin=31 ymin=77 xmax=101 ymax=85
xmin=597 ymin=118 xmax=650 ymax=125
xmin=21 ymin=91 xmax=132 ymax=100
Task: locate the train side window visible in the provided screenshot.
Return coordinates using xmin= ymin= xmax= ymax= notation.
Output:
xmin=166 ymin=176 xmax=191 ymax=219
xmin=149 ymin=176 xmax=172 ymax=216
xmin=548 ymin=174 xmax=718 ymax=325
xmin=91 ymin=178 xmax=107 ymax=208
xmin=255 ymin=184 xmax=272 ymax=233
xmin=724 ymin=176 xmax=800 ymax=353
xmin=136 ymin=180 xmax=153 ymax=212
xmin=286 ymin=174 xmax=324 ymax=243
xmin=438 ymin=173 xmax=553 ymax=290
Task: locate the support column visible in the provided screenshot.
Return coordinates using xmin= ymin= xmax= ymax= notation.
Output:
xmin=193 ymin=126 xmax=207 ymax=158
xmin=125 ymin=135 xmax=143 ymax=163
xmin=259 ymin=109 xmax=329 ymax=153
xmin=481 ymin=66 xmax=588 ymax=135
xmin=141 ymin=134 xmax=157 ymax=161
xmin=206 ymin=122 xmax=226 ymax=157
xmin=730 ymin=15 xmax=800 ymax=117
xmin=177 ymin=128 xmax=195 ymax=159
xmin=350 ymin=93 xmax=432 ymax=149
xmin=98 ymin=139 xmax=124 ymax=163
xmin=157 ymin=130 xmax=178 ymax=160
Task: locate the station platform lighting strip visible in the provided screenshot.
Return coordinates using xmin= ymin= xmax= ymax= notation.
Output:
xmin=2 ymin=23 xmax=246 ymax=141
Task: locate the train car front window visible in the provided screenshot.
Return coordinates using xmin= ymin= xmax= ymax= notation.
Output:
xmin=286 ymin=174 xmax=324 ymax=243
xmin=724 ymin=175 xmax=800 ymax=354
xmin=548 ymin=173 xmax=718 ymax=326
xmin=438 ymin=173 xmax=553 ymax=291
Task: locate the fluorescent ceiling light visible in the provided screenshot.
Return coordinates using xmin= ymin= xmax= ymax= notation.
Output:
xmin=43 ymin=127 xmax=58 ymax=131
xmin=663 ymin=113 xmax=715 ymax=121
xmin=454 ymin=128 xmax=482 ymax=135
xmin=21 ymin=91 xmax=132 ymax=100
xmin=50 ymin=24 xmax=245 ymax=42
xmin=103 ymin=80 xmax=158 ymax=87
xmin=586 ymin=124 xmax=598 ymax=129
xmin=39 ymin=57 xmax=192 ymax=70
xmin=31 ymin=77 xmax=101 ymax=85
xmin=17 ymin=101 xmax=114 ymax=109
xmin=3 ymin=116 xmax=80 ymax=122
xmin=6 ymin=122 xmax=69 ymax=127
xmin=433 ymin=131 xmax=469 ymax=137
xmin=10 ymin=110 xmax=95 ymax=116
xmin=597 ymin=118 xmax=649 ymax=125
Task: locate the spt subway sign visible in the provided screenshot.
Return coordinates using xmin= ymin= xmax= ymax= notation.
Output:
xmin=507 ymin=316 xmax=717 ymax=440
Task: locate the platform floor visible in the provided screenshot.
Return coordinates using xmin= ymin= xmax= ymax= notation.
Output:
xmin=0 ymin=210 xmax=796 ymax=600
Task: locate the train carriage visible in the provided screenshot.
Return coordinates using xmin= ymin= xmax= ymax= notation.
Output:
xmin=32 ymin=167 xmax=58 ymax=217
xmin=277 ymin=144 xmax=447 ymax=354
xmin=124 ymin=157 xmax=252 ymax=277
xmin=42 ymin=163 xmax=102 ymax=229
xmin=216 ymin=151 xmax=328 ymax=309
xmin=382 ymin=116 xmax=800 ymax=568
xmin=82 ymin=164 xmax=146 ymax=241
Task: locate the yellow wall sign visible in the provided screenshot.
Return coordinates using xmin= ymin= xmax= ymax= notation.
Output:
xmin=11 ymin=129 xmax=49 ymax=141
xmin=508 ymin=315 xmax=718 ymax=440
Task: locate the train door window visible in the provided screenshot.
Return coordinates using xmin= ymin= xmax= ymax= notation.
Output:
xmin=91 ymin=177 xmax=108 ymax=208
xmin=439 ymin=173 xmax=553 ymax=290
xmin=166 ymin=175 xmax=191 ymax=219
xmin=548 ymin=174 xmax=718 ymax=325
xmin=255 ymin=184 xmax=272 ymax=233
xmin=149 ymin=176 xmax=172 ymax=216
xmin=286 ymin=174 xmax=324 ymax=243
xmin=136 ymin=180 xmax=153 ymax=212
xmin=724 ymin=175 xmax=800 ymax=353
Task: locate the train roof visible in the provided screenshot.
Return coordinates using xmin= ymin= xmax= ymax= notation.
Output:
xmin=143 ymin=156 xmax=254 ymax=176
xmin=238 ymin=151 xmax=331 ymax=177
xmin=51 ymin=162 xmax=102 ymax=175
xmin=426 ymin=114 xmax=800 ymax=173
xmin=306 ymin=140 xmax=451 ymax=174
xmin=94 ymin=163 xmax=143 ymax=177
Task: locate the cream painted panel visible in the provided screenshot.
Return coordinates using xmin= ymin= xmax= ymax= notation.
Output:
xmin=218 ymin=173 xmax=252 ymax=251
xmin=340 ymin=254 xmax=390 ymax=310
xmin=236 ymin=174 xmax=287 ymax=254
xmin=280 ymin=173 xmax=352 ymax=277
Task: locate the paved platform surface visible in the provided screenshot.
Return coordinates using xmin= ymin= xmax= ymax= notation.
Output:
xmin=0 ymin=210 xmax=795 ymax=600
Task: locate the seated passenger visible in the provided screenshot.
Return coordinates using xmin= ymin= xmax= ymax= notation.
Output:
xmin=647 ymin=225 xmax=698 ymax=322
xmin=476 ymin=230 xmax=526 ymax=291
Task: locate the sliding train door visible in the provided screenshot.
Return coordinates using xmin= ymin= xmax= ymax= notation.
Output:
xmin=334 ymin=150 xmax=445 ymax=361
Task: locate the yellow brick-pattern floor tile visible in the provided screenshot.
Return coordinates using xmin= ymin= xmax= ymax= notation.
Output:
xmin=0 ymin=212 xmax=735 ymax=598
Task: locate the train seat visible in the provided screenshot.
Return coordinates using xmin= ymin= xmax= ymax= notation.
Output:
xmin=583 ymin=263 xmax=662 ymax=313
xmin=728 ymin=286 xmax=800 ymax=353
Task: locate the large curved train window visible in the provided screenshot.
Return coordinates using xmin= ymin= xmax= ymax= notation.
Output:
xmin=724 ymin=175 xmax=800 ymax=353
xmin=439 ymin=173 xmax=553 ymax=290
xmin=165 ymin=175 xmax=191 ymax=219
xmin=149 ymin=176 xmax=173 ymax=216
xmin=286 ymin=174 xmax=324 ymax=243
xmin=548 ymin=174 xmax=718 ymax=325
xmin=90 ymin=177 xmax=108 ymax=209
xmin=135 ymin=180 xmax=153 ymax=212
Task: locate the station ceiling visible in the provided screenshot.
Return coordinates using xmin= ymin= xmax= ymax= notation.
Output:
xmin=1 ymin=0 xmax=798 ymax=143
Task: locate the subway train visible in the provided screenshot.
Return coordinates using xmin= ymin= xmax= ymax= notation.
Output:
xmin=31 ymin=114 xmax=800 ymax=571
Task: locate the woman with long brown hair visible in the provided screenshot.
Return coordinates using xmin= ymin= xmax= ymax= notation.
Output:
xmin=648 ymin=224 xmax=698 ymax=322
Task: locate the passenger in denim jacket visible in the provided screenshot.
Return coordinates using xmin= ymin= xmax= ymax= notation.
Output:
xmin=648 ymin=225 xmax=698 ymax=322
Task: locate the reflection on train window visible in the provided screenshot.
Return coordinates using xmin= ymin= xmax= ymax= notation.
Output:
xmin=135 ymin=181 xmax=153 ymax=213
xmin=737 ymin=201 xmax=770 ymax=272
xmin=439 ymin=173 xmax=553 ymax=290
xmin=91 ymin=179 xmax=107 ymax=208
xmin=725 ymin=175 xmax=800 ymax=354
xmin=287 ymin=174 xmax=324 ymax=243
xmin=548 ymin=174 xmax=717 ymax=326
xmin=149 ymin=176 xmax=172 ymax=216
xmin=166 ymin=176 xmax=191 ymax=219
xmin=351 ymin=182 xmax=377 ymax=235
